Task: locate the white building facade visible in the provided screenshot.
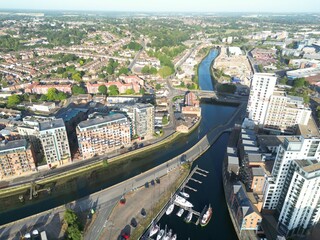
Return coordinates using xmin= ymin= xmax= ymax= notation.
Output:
xmin=247 ymin=73 xmax=277 ymax=125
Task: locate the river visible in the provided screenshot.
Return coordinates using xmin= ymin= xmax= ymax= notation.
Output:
xmin=157 ymin=49 xmax=238 ymax=239
xmin=0 ymin=49 xmax=237 ymax=240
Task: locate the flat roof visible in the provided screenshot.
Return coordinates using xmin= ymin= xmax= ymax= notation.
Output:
xmin=295 ymin=159 xmax=320 ymax=173
xmin=39 ymin=118 xmax=65 ymax=131
xmin=296 ymin=117 xmax=320 ymax=137
xmin=252 ymin=167 xmax=265 ymax=176
xmin=242 ymin=139 xmax=257 ymax=147
xmin=228 ymin=156 xmax=239 ymax=165
xmin=247 ymin=153 xmax=263 ymax=162
xmin=78 ymin=113 xmax=127 ymax=129
xmin=257 ymin=135 xmax=286 ymax=148
xmin=0 ymin=139 xmax=27 ymax=153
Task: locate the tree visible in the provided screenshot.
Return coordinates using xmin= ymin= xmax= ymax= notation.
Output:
xmin=118 ymin=67 xmax=129 ymax=76
xmin=125 ymin=89 xmax=135 ymax=95
xmin=64 ymin=209 xmax=78 ymax=225
xmin=56 ymin=92 xmax=67 ymax=101
xmin=7 ymin=95 xmax=21 ymax=106
xmin=64 ymin=209 xmax=82 ymax=240
xmin=72 ymin=72 xmax=82 ymax=82
xmin=98 ymin=85 xmax=108 ymax=95
xmin=293 ymin=78 xmax=306 ymax=88
xmin=217 ymin=84 xmax=237 ymax=94
xmin=72 ymin=85 xmax=86 ymax=95
xmin=47 ymin=88 xmax=58 ymax=101
xmin=279 ymin=77 xmax=288 ymax=85
xmin=108 ymin=85 xmax=119 ymax=96
xmin=158 ymin=66 xmax=173 ymax=78
xmin=155 ymin=84 xmax=161 ymax=90
xmin=139 ymin=88 xmax=146 ymax=95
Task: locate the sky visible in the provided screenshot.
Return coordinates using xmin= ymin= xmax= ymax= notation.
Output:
xmin=0 ymin=0 xmax=319 ymax=13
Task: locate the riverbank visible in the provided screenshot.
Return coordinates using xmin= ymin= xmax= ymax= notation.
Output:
xmin=99 ymin=164 xmax=190 ymax=240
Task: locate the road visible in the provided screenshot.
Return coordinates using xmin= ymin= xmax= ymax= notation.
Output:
xmin=0 ymin=96 xmax=247 ymax=240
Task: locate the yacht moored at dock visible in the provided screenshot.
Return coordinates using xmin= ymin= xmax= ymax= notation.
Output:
xmin=200 ymin=204 xmax=212 ymax=227
xmin=174 ymin=195 xmax=193 ymax=208
xmin=176 ymin=208 xmax=184 ymax=217
xmin=166 ymin=203 xmax=175 ymax=215
xmin=185 ymin=211 xmax=193 ymax=223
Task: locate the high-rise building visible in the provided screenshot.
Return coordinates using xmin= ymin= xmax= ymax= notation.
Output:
xmin=0 ymin=139 xmax=36 ymax=179
xmin=247 ymin=74 xmax=310 ymax=133
xmin=77 ymin=113 xmax=131 ymax=159
xmin=262 ymin=135 xmax=320 ymax=236
xmin=122 ymin=103 xmax=155 ymax=138
xmin=39 ymin=119 xmax=71 ymax=167
xmin=247 ymin=73 xmax=277 ymax=125
xmin=263 ymin=90 xmax=311 ymax=133
xmin=263 ymin=136 xmax=320 ymax=210
xmin=277 ymin=159 xmax=320 ymax=236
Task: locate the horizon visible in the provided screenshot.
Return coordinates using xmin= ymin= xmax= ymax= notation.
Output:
xmin=0 ymin=0 xmax=320 ymax=13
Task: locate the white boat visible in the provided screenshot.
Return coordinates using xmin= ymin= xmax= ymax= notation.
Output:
xmin=176 ymin=208 xmax=184 ymax=217
xmin=171 ymin=234 xmax=177 ymax=240
xmin=184 ymin=211 xmax=193 ymax=223
xmin=166 ymin=203 xmax=175 ymax=215
xmin=163 ymin=229 xmax=172 ymax=240
xmin=156 ymin=229 xmax=165 ymax=240
xmin=180 ymin=191 xmax=190 ymax=198
xmin=149 ymin=223 xmax=160 ymax=237
xmin=174 ymin=195 xmax=193 ymax=208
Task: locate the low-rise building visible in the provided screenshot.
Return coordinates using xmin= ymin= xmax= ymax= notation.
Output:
xmin=229 ymin=183 xmax=262 ymax=231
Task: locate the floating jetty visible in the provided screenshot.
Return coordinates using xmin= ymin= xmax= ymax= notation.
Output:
xmin=141 ymin=166 xmax=209 ymax=239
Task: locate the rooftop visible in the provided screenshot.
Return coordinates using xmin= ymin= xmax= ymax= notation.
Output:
xmin=252 ymin=167 xmax=265 ymax=176
xmin=78 ymin=113 xmax=127 ymax=129
xmin=0 ymin=139 xmax=27 ymax=153
xmin=247 ymin=153 xmax=263 ymax=162
xmin=257 ymin=135 xmax=286 ymax=148
xmin=296 ymin=117 xmax=320 ymax=137
xmin=295 ymin=159 xmax=320 ymax=174
xmin=39 ymin=118 xmax=65 ymax=131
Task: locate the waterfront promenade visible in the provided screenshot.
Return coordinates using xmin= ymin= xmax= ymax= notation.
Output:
xmin=0 ymin=99 xmax=246 ymax=239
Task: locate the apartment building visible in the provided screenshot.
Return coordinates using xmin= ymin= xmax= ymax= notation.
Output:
xmin=263 ymin=136 xmax=320 ymax=211
xmin=264 ymin=90 xmax=311 ymax=133
xmin=0 ymin=139 xmax=36 ymax=179
xmin=39 ymin=119 xmax=71 ymax=167
xmin=247 ymin=73 xmax=277 ymax=125
xmin=77 ymin=113 xmax=131 ymax=159
xmin=277 ymin=159 xmax=320 ymax=236
xmin=247 ymin=74 xmax=310 ymax=133
xmin=122 ymin=103 xmax=155 ymax=138
xmin=229 ymin=182 xmax=262 ymax=231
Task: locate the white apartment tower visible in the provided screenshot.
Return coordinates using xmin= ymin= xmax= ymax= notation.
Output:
xmin=39 ymin=119 xmax=71 ymax=167
xmin=278 ymin=159 xmax=320 ymax=236
xmin=121 ymin=103 xmax=155 ymax=138
xmin=247 ymin=73 xmax=277 ymax=125
xmin=264 ymin=91 xmax=311 ymax=133
xmin=262 ymin=136 xmax=320 ymax=236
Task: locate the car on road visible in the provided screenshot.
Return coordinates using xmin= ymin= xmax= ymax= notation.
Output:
xmin=144 ymin=182 xmax=149 ymax=188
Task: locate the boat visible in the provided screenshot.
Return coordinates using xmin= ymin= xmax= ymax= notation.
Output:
xmin=174 ymin=195 xmax=193 ymax=208
xmin=171 ymin=234 xmax=177 ymax=240
xmin=184 ymin=211 xmax=193 ymax=223
xmin=149 ymin=222 xmax=160 ymax=237
xmin=163 ymin=229 xmax=172 ymax=240
xmin=179 ymin=191 xmax=190 ymax=198
xmin=156 ymin=229 xmax=165 ymax=240
xmin=200 ymin=204 xmax=213 ymax=227
xmin=176 ymin=208 xmax=184 ymax=217
xmin=166 ymin=203 xmax=175 ymax=215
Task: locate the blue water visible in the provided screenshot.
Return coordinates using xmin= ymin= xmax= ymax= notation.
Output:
xmin=199 ymin=49 xmax=218 ymax=91
xmin=157 ymin=48 xmax=238 ymax=239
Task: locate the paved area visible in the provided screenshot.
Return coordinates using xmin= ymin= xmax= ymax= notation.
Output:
xmin=97 ymin=167 xmax=182 ymax=240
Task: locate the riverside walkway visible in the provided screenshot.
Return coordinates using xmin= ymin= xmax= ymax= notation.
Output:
xmin=0 ymin=101 xmax=246 ymax=240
